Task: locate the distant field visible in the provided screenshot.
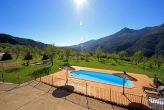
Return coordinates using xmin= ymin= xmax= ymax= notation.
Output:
xmin=0 ymin=57 xmax=164 ymax=83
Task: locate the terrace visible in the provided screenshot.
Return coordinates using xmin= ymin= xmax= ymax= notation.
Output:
xmin=0 ymin=61 xmax=164 ymax=110
xmin=0 ymin=80 xmax=127 ymax=110
xmin=39 ymin=66 xmax=156 ymax=109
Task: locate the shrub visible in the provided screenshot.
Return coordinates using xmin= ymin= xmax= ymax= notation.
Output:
xmin=24 ymin=53 xmax=33 ymax=60
xmin=1 ymin=52 xmax=12 ymax=61
xmin=42 ymin=54 xmax=49 ymax=60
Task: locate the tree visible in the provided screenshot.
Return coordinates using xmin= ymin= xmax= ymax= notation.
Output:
xmin=142 ymin=56 xmax=148 ymax=69
xmin=101 ymin=52 xmax=107 ymax=58
xmin=158 ymin=55 xmax=164 ymax=69
xmin=42 ymin=54 xmax=49 ymax=60
xmin=24 ymin=52 xmax=33 ymax=66
xmin=23 ymin=46 xmax=33 ymax=66
xmin=45 ymin=44 xmax=57 ymax=66
xmin=12 ymin=45 xmax=21 ymax=60
xmin=107 ymin=53 xmax=112 ymax=60
xmin=151 ymin=54 xmax=164 ymax=69
xmin=82 ymin=50 xmax=90 ymax=62
xmin=96 ymin=47 xmax=103 ymax=61
xmin=75 ymin=52 xmax=81 ymax=62
xmin=64 ymin=47 xmax=71 ymax=62
xmin=1 ymin=52 xmax=12 ymax=61
xmin=57 ymin=49 xmax=64 ymax=61
xmin=111 ymin=52 xmax=118 ymax=63
xmin=148 ymin=59 xmax=153 ymax=72
xmin=118 ymin=51 xmax=127 ymax=61
xmin=32 ymin=47 xmax=42 ymax=60
xmin=132 ymin=50 xmax=144 ymax=64
xmin=0 ymin=47 xmax=3 ymax=52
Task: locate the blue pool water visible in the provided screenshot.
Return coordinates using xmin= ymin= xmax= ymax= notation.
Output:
xmin=71 ymin=70 xmax=131 ymax=87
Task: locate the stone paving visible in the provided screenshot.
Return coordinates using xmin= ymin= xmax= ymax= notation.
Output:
xmin=0 ymin=81 xmax=127 ymax=110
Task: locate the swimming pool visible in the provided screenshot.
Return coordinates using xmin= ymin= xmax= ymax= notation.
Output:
xmin=70 ymin=70 xmax=131 ymax=87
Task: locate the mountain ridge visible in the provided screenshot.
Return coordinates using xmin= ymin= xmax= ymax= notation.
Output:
xmin=0 ymin=33 xmax=46 ymax=49
xmin=1 ymin=23 xmax=164 ymax=56
xmin=71 ymin=23 xmax=164 ymax=56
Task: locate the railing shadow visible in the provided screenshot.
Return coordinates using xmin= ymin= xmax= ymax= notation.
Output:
xmin=124 ymin=94 xmax=132 ymax=103
xmin=51 ymin=85 xmax=94 ymax=110
xmin=52 ymin=85 xmax=74 ymax=98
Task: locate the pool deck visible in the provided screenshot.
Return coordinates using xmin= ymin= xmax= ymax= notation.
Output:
xmin=41 ymin=66 xmax=153 ymax=96
xmin=71 ymin=66 xmax=153 ymax=96
xmin=39 ymin=66 xmax=153 ymax=108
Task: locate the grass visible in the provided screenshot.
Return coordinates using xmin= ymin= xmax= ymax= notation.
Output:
xmin=0 ymin=62 xmax=61 ymax=83
xmin=69 ymin=58 xmax=164 ymax=82
xmin=0 ymin=57 xmax=163 ymax=83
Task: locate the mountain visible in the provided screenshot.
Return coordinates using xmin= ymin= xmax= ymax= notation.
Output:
xmin=0 ymin=34 xmax=46 ymax=49
xmin=72 ymin=40 xmax=97 ymax=50
xmin=71 ymin=23 xmax=164 ymax=56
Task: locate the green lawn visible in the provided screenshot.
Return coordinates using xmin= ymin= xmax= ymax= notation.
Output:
xmin=69 ymin=58 xmax=164 ymax=82
xmin=0 ymin=60 xmax=63 ymax=83
xmin=0 ymin=57 xmax=163 ymax=83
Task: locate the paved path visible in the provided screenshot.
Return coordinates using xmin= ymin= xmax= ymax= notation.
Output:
xmin=0 ymin=81 xmax=127 ymax=110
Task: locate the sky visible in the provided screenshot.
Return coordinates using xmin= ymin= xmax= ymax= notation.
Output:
xmin=0 ymin=0 xmax=164 ymax=46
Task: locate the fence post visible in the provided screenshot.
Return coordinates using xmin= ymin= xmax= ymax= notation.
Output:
xmin=18 ymin=72 xmax=20 ymax=84
xmin=2 ymin=63 xmax=4 ymax=82
xmin=39 ymin=73 xmax=41 ymax=82
xmin=110 ymin=88 xmax=111 ymax=101
xmin=141 ymin=95 xmax=143 ymax=104
xmin=2 ymin=72 xmax=4 ymax=82
xmin=86 ymin=83 xmax=88 ymax=96
xmin=52 ymin=76 xmax=53 ymax=86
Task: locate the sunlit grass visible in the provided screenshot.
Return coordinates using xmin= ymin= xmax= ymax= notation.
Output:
xmin=69 ymin=58 xmax=164 ymax=82
xmin=0 ymin=57 xmax=163 ymax=83
xmin=0 ymin=63 xmax=60 ymax=83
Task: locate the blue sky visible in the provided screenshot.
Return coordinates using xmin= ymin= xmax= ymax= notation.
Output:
xmin=0 ymin=0 xmax=164 ymax=46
